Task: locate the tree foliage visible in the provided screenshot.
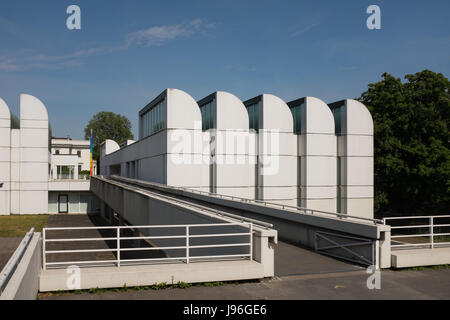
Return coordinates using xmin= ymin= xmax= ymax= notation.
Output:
xmin=359 ymin=70 xmax=450 ymax=216
xmin=84 ymin=111 xmax=134 ymax=160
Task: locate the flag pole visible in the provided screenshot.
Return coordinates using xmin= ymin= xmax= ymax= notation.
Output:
xmin=90 ymin=129 xmax=93 ymax=176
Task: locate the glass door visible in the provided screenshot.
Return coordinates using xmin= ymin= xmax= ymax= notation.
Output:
xmin=58 ymin=194 xmax=68 ymax=213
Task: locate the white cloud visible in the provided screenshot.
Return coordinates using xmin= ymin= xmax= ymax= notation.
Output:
xmin=126 ymin=19 xmax=215 ymax=47
xmin=0 ymin=19 xmax=215 ymax=71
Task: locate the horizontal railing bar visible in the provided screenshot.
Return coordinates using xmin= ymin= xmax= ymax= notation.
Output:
xmin=43 ymin=226 xmax=118 ymax=231
xmin=189 ymin=232 xmax=252 ymax=238
xmin=391 ymin=234 xmax=432 ymax=238
xmin=43 ymin=222 xmax=251 ymax=232
xmin=45 ymin=237 xmax=118 ymax=242
xmin=118 ymin=257 xmax=187 ymax=262
xmin=43 ymin=233 xmax=251 ymax=243
xmin=45 ymin=260 xmax=117 ymax=266
xmin=189 ymin=254 xmax=251 ymax=259
xmin=390 ymin=224 xmax=450 ymax=229
xmin=392 ymin=242 xmax=450 ymax=248
xmin=391 ymin=232 xmax=450 ymax=238
xmin=117 ymin=235 xmax=187 ymax=240
xmin=46 ymin=248 xmax=117 ymax=254
xmin=390 ymin=225 xmax=433 ymax=229
xmin=120 ymin=246 xmax=186 ymax=251
xmin=189 ymin=243 xmax=250 ymax=249
xmin=384 ymin=215 xmax=450 ymax=220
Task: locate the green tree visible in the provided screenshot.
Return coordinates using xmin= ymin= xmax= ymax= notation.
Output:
xmin=359 ymin=70 xmax=450 ymax=216
xmin=84 ymin=111 xmax=134 ymax=160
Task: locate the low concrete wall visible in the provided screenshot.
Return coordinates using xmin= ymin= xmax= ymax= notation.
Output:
xmin=391 ymin=247 xmax=450 ymax=268
xmin=39 ymin=260 xmax=264 ymax=292
xmin=0 ymin=233 xmax=41 ymax=300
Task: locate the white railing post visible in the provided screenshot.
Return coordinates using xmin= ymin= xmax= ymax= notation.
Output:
xmin=42 ymin=228 xmax=46 ymax=270
xmin=430 ymin=217 xmax=434 ymax=249
xmin=186 ymin=226 xmax=190 ymax=264
xmin=249 ymin=223 xmax=253 ymax=261
xmin=117 ymin=227 xmax=121 ymax=267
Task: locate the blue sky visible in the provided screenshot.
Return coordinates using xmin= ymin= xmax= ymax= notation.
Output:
xmin=0 ymin=0 xmax=449 ymax=139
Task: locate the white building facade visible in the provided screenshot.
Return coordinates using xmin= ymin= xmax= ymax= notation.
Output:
xmin=0 ymin=94 xmax=99 ymax=215
xmin=100 ymin=88 xmax=374 ymax=219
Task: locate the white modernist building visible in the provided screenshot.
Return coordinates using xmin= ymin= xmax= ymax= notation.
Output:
xmin=0 ymin=94 xmax=99 ymax=215
xmin=50 ymin=137 xmax=97 ymax=180
xmin=100 ymin=88 xmax=374 ymax=219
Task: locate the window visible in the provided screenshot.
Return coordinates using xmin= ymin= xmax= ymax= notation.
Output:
xmin=55 ymin=150 xmax=60 ymax=155
xmin=200 ymin=100 xmax=215 ymax=131
xmin=332 ymin=107 xmax=342 ymax=135
xmin=246 ymin=102 xmax=260 ymax=132
xmin=140 ymin=99 xmax=166 ymax=138
xmin=289 ymin=103 xmax=304 ymax=134
xmin=77 ymin=150 xmax=81 ymax=157
xmin=56 ymin=165 xmax=74 ymax=179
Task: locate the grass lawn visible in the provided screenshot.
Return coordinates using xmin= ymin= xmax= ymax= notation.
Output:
xmin=0 ymin=214 xmax=49 ymax=237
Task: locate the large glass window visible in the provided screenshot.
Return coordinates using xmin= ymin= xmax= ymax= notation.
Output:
xmin=56 ymin=165 xmax=74 ymax=180
xmin=289 ymin=103 xmax=304 ymax=134
xmin=246 ymin=102 xmax=259 ymax=132
xmin=332 ymin=107 xmax=342 ymax=135
xmin=200 ymin=100 xmax=215 ymax=131
xmin=140 ymin=99 xmax=166 ymax=138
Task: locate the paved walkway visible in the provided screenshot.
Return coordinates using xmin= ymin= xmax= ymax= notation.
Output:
xmin=44 ymin=214 xmax=166 ymax=268
xmin=0 ymin=237 xmax=22 ymax=271
xmin=38 ymin=215 xmax=450 ymax=300
xmin=39 ymin=266 xmax=450 ymax=300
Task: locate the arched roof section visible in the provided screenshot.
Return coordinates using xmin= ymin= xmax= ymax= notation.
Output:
xmin=0 ymin=97 xmax=11 ymax=127
xmin=328 ymin=99 xmax=373 ymax=135
xmin=20 ymin=94 xmax=48 ymax=122
xmin=345 ymin=99 xmax=373 ymax=135
xmin=166 ymin=88 xmax=201 ymax=130
xmin=215 ymin=91 xmax=249 ymax=130
xmin=102 ymin=139 xmax=120 ymax=156
xmin=261 ymin=94 xmax=293 ymax=132
xmin=304 ymin=97 xmax=335 ymax=134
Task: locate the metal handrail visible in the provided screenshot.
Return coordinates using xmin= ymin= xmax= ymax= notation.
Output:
xmin=42 ymin=223 xmax=253 ymax=270
xmin=0 ymin=228 xmax=35 ymax=294
xmin=108 ymin=175 xmax=384 ymax=225
xmin=383 ymin=215 xmax=450 ymax=249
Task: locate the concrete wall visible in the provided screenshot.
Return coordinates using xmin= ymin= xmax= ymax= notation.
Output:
xmin=330 ymin=99 xmax=374 ymax=219
xmin=258 ymin=94 xmax=298 ymax=206
xmin=0 ymin=98 xmax=11 ymax=215
xmin=295 ymin=97 xmax=337 ymax=212
xmin=200 ymin=91 xmax=252 ymax=198
xmin=19 ymin=95 xmax=49 ymax=214
xmin=0 ymin=233 xmax=41 ymax=300
xmin=0 ymin=94 xmax=50 ymax=215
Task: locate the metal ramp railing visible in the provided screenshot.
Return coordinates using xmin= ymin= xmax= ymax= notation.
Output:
xmin=43 ymin=222 xmax=253 ymax=269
